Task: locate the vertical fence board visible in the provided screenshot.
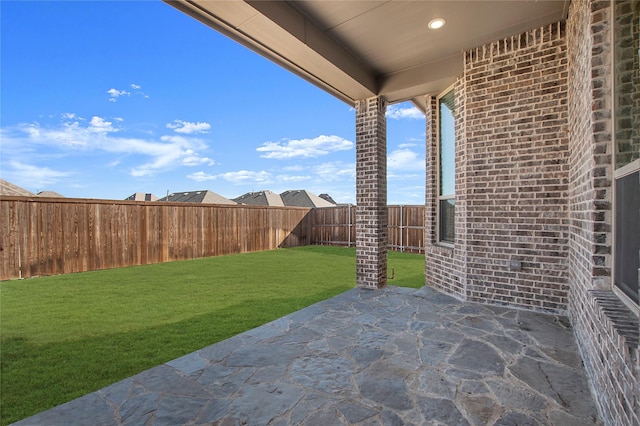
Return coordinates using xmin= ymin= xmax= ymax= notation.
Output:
xmin=32 ymin=202 xmax=43 ymax=277
xmin=89 ymin=204 xmax=98 ymax=271
xmin=1 ymin=200 xmax=18 ymax=278
xmin=77 ymin=203 xmax=87 ymax=273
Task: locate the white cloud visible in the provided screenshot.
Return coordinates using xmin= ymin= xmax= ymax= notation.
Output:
xmin=219 ymin=170 xmax=272 ymax=184
xmin=9 ymin=115 xmax=116 ymax=147
xmin=275 ymin=174 xmax=311 ymax=183
xmin=181 ymin=149 xmax=214 ymax=166
xmin=89 ymin=116 xmax=117 ymax=133
xmin=131 ymin=84 xmax=150 ymax=99
xmin=7 ymin=160 xmax=71 ymax=188
xmin=160 ymin=134 xmax=189 ymax=144
xmin=23 ymin=120 xmax=88 ymax=148
xmin=167 ymin=120 xmax=211 ymax=135
xmin=313 ymin=161 xmax=356 ymax=182
xmin=107 ymin=84 xmax=149 ymax=101
xmin=398 ymin=142 xmax=418 ymax=149
xmin=128 ymin=141 xmax=213 ymax=177
xmin=386 ymin=105 xmax=424 ymax=120
xmin=187 ymin=171 xmax=217 ymax=181
xmin=107 ymin=88 xmax=130 ymax=102
xmin=19 ymin=123 xmax=41 ymax=140
xmin=388 ymin=148 xmax=424 ymax=171
xmin=257 ymin=135 xmax=353 ymax=159
xmin=3 ymin=114 xmax=215 ymax=177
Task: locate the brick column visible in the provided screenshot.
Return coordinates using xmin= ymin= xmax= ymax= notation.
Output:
xmin=355 ymin=96 xmax=387 ymax=289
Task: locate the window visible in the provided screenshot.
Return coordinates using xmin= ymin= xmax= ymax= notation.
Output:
xmin=438 ymin=87 xmax=456 ymax=245
xmin=613 ymin=0 xmax=639 ymax=309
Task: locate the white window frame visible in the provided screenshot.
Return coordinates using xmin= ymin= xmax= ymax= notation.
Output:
xmin=436 ymin=85 xmax=456 ymax=248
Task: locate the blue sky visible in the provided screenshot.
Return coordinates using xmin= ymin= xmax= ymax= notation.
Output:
xmin=1 ymin=1 xmax=426 ymax=205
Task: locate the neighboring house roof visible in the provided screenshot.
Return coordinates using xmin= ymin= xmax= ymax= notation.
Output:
xmin=0 ymin=179 xmax=35 ymax=196
xmin=125 ymin=192 xmax=159 ymax=202
xmin=37 ymin=191 xmax=65 ymax=198
xmin=159 ymin=190 xmax=236 ymax=205
xmin=319 ymin=193 xmax=337 ymax=205
xmin=233 ymin=190 xmax=284 ymax=206
xmin=281 ymin=190 xmax=335 ymax=208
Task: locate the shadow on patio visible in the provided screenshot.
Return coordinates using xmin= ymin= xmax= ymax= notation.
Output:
xmin=13 ymin=286 xmax=601 ymax=425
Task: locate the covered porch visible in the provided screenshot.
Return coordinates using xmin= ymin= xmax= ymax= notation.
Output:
xmin=157 ymin=2 xmax=639 ymax=425
xmin=13 ymin=285 xmax=600 ymax=425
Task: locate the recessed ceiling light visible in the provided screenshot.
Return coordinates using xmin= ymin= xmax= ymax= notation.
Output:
xmin=428 ymin=18 xmax=445 ymax=30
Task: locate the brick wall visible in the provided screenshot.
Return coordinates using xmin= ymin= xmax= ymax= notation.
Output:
xmin=566 ymin=0 xmax=640 ymax=425
xmin=423 ymin=0 xmax=639 ymax=423
xmin=425 ymin=22 xmax=570 ymax=313
xmin=355 ymin=96 xmax=388 ymax=289
xmin=464 ymin=22 xmax=569 ymax=312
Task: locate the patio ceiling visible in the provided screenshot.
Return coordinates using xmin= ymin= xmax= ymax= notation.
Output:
xmin=166 ymin=0 xmax=569 ymax=111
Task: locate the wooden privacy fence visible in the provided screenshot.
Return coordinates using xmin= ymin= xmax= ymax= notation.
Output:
xmin=310 ymin=205 xmax=425 ymax=254
xmin=0 ymin=197 xmax=311 ymax=280
xmin=0 ymin=198 xmax=425 ymax=281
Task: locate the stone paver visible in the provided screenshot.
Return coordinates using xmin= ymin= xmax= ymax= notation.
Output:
xmin=12 ymin=286 xmax=602 ymax=425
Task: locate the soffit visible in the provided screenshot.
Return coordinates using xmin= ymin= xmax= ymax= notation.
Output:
xmin=166 ymin=0 xmax=568 ymax=110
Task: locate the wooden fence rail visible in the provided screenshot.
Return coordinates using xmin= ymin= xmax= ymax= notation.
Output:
xmin=310 ymin=205 xmax=425 ymax=254
xmin=0 ymin=197 xmax=311 ymax=280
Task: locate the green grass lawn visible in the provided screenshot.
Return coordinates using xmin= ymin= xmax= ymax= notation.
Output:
xmin=0 ymin=245 xmax=424 ymax=425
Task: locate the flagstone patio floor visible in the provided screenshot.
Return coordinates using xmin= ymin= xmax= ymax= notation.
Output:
xmin=13 ymin=286 xmax=602 ymax=425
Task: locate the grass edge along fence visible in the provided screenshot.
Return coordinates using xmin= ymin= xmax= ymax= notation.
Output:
xmin=0 ymin=196 xmax=312 ymax=280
